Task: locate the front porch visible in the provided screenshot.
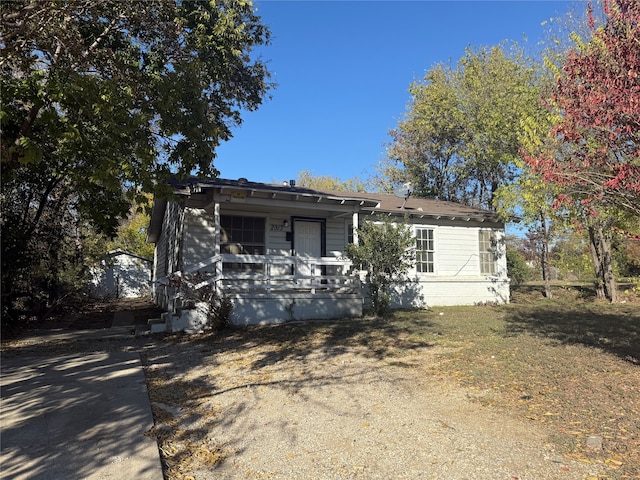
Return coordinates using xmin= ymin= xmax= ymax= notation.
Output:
xmin=146 ymin=178 xmax=379 ymax=331
xmin=153 ymin=253 xmax=363 ymax=329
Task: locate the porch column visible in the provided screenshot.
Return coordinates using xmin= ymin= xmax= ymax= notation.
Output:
xmin=214 ymin=202 xmax=221 ymax=280
xmin=352 ymin=211 xmax=359 ymax=245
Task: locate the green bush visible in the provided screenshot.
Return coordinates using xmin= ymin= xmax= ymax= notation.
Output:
xmin=506 ymin=247 xmax=532 ymax=286
xmin=345 ymin=218 xmax=414 ymax=317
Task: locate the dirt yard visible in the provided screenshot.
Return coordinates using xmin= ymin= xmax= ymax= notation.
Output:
xmin=143 ymin=330 xmax=603 ymax=480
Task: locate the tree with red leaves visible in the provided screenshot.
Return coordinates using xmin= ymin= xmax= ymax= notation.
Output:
xmin=525 ymin=0 xmax=639 ymax=302
xmin=532 ymin=0 xmax=640 ymax=215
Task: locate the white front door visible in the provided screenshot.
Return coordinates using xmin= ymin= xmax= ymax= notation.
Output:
xmin=294 ymin=221 xmax=321 ymax=277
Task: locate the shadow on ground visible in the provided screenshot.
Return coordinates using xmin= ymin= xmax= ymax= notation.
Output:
xmin=504 ymin=301 xmax=640 ymax=365
xmin=0 ymin=352 xmax=160 ymax=480
xmin=151 ymin=313 xmax=435 ymax=373
xmin=141 ymin=314 xmax=437 ymax=477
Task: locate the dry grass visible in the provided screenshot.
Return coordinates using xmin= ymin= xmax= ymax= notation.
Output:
xmin=396 ymin=301 xmax=640 ymax=479
xmin=393 ymin=284 xmax=640 ymax=479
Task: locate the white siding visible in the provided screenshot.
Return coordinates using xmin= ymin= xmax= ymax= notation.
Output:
xmin=389 ymin=277 xmax=510 ymax=308
xmin=358 ymin=219 xmax=510 ymax=308
xmin=178 ymin=210 xmax=350 ymax=262
xmin=266 ymin=214 xmax=292 ymax=256
xmin=183 ymin=207 xmax=216 ymax=272
xmin=181 ymin=210 xmax=300 ymax=272
xmin=326 ymin=218 xmax=346 ymax=256
xmin=435 ymin=226 xmax=481 ymax=276
xmin=404 ymin=221 xmax=510 ymax=306
xmin=267 ymin=214 xmax=292 ymax=276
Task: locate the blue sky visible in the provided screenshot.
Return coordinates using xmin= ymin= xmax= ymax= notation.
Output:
xmin=215 ymin=0 xmax=582 ymax=185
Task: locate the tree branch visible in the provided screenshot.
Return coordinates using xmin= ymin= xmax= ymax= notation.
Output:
xmin=25 ymin=177 xmax=63 ymax=239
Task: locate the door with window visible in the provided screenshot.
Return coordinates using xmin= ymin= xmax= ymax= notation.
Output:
xmin=294 ymin=220 xmax=322 ymax=277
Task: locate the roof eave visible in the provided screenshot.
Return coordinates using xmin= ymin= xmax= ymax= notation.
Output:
xmin=364 ymin=208 xmax=501 ymax=223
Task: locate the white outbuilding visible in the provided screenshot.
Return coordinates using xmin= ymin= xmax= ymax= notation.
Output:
xmin=89 ymin=249 xmax=152 ymax=299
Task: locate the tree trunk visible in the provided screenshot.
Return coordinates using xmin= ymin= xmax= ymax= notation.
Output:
xmin=539 ymin=212 xmax=553 ymax=299
xmin=600 ymin=228 xmax=618 ymax=303
xmin=587 ymin=223 xmax=618 ymax=302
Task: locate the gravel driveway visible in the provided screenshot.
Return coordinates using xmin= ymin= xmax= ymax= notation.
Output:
xmin=145 ymin=333 xmax=603 ymax=480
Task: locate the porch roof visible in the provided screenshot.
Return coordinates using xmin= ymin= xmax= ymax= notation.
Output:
xmin=147 ymin=177 xmax=380 ymax=243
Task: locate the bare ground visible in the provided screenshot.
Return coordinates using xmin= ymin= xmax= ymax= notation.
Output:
xmin=141 ymin=323 xmax=611 ymax=480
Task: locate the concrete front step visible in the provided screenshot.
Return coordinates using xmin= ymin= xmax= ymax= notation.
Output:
xmin=148 ymin=318 xmax=167 ymax=334
xmin=167 ymin=307 xmax=207 ymax=334
xmin=144 ymin=304 xmax=209 ymax=335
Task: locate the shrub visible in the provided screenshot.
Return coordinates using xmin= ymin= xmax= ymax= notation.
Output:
xmin=346 ymin=217 xmax=414 ymax=317
xmin=506 ymin=247 xmax=532 ymax=286
xmin=168 ymin=272 xmax=233 ymax=332
xmin=208 ymin=290 xmax=233 ymax=331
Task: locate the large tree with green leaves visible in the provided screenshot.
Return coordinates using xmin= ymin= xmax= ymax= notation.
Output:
xmin=1 ymin=0 xmax=272 ymax=326
xmin=494 ymin=77 xmax=562 ymax=298
xmin=106 ymin=206 xmax=155 ymax=260
xmin=380 ymin=64 xmax=466 ymax=201
xmin=382 ymin=44 xmax=540 ymax=210
xmin=296 ymin=170 xmax=367 ymax=192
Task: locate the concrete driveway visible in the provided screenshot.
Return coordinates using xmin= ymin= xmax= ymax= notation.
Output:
xmin=1 ymin=344 xmax=163 ymax=479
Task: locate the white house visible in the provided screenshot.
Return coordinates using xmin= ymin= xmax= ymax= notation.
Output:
xmin=146 ymin=177 xmax=509 ymax=330
xmin=89 ymin=249 xmax=152 ymax=299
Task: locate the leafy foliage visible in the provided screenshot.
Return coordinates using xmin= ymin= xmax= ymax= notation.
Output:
xmin=614 ymin=237 xmax=640 ymax=277
xmin=209 ymin=290 xmax=234 ymax=332
xmin=106 ymin=204 xmax=155 ymax=260
xmin=525 ymin=0 xmax=640 ymax=217
xmin=382 ymin=44 xmax=539 ymax=210
xmin=506 ymin=247 xmax=532 ymax=286
xmin=0 ymin=0 xmax=272 ymax=328
xmin=1 ymin=0 xmax=271 ymax=223
xmin=521 ymin=0 xmax=640 ymax=301
xmin=168 ymin=272 xmax=232 ymax=332
xmin=296 ymin=170 xmax=367 ymax=192
xmin=550 ymin=230 xmax=594 ymax=281
xmin=345 ymin=218 xmax=414 ymax=317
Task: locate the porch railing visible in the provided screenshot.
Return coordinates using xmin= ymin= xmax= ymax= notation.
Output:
xmin=158 ymin=254 xmax=360 ymax=300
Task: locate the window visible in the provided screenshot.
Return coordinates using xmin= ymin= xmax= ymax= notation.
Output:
xmin=220 ymin=215 xmax=265 ymax=271
xmin=220 ymin=215 xmax=265 ymax=254
xmin=479 ymin=230 xmax=497 ymax=275
xmin=415 ymin=228 xmax=435 ymax=273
